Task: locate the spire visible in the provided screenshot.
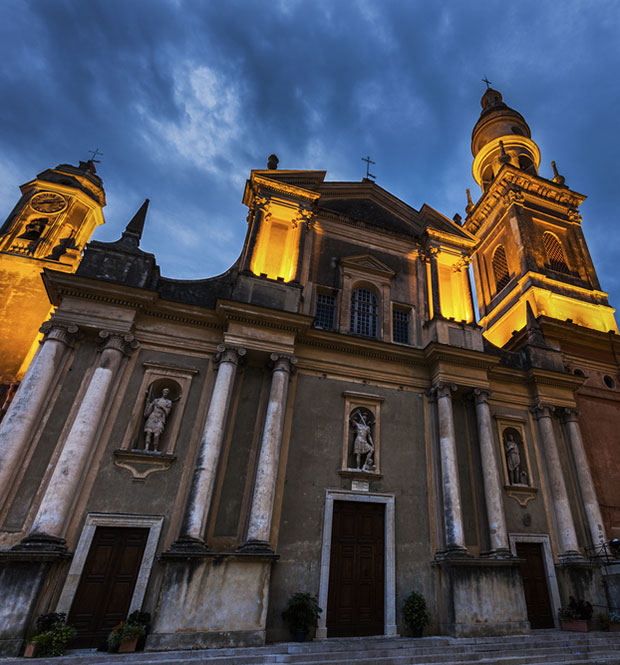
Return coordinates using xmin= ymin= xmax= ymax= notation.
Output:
xmin=122 ymin=199 xmax=149 ymax=245
xmin=465 ymin=188 xmax=474 ymax=214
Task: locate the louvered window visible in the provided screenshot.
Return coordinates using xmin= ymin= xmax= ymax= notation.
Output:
xmin=350 ymin=288 xmax=378 ymax=337
xmin=543 ymin=232 xmax=569 ymax=274
xmin=492 ymin=245 xmax=510 ymax=291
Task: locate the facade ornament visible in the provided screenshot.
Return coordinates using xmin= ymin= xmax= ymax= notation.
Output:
xmin=465 ymin=188 xmax=474 ymax=214
xmin=214 ymin=344 xmax=246 ymax=368
xmin=98 ymin=330 xmax=140 ymax=355
xmin=269 ymin=353 xmax=297 ymax=375
xmin=39 ymin=322 xmax=81 ymax=347
xmin=452 ymin=255 xmax=472 ymax=272
xmin=506 ymin=187 xmax=525 ymax=205
xmin=246 ymin=193 xmax=270 ymax=225
xmin=431 ymin=382 xmax=457 ymax=400
xmin=418 ymin=246 xmax=440 ymax=263
xmin=291 ymin=207 xmax=316 ymax=231
xmin=530 ymin=402 xmax=555 ymax=420
xmin=503 ymin=429 xmax=528 ymax=486
xmin=350 ymin=408 xmax=375 ymax=472
xmin=560 ymin=407 xmax=580 ymax=423
xmin=471 ymin=387 xmax=492 ymax=404
xmin=551 ymin=160 xmax=566 ymax=186
xmin=567 ymin=207 xmax=582 ymax=223
xmin=143 ymin=388 xmax=173 ymax=452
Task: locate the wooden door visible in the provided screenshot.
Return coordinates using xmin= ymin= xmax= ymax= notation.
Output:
xmin=516 ymin=541 xmax=554 ymax=629
xmin=327 ymin=501 xmax=384 ymax=637
xmin=68 ymin=526 xmax=149 ymax=648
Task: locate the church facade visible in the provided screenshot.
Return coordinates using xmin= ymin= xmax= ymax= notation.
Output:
xmin=0 ymin=89 xmax=619 ymax=655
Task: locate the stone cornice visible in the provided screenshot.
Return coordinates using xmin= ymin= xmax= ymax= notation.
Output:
xmin=423 ymin=227 xmax=477 ymax=251
xmin=216 ymin=299 xmax=314 ymax=334
xmin=525 ymin=367 xmax=583 ymax=392
xmin=245 ymin=173 xmax=322 ymax=204
xmin=423 ymin=343 xmax=500 ymax=372
xmin=465 ymin=166 xmax=586 ymax=235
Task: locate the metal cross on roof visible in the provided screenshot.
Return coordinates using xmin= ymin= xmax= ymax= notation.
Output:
xmin=482 ymin=77 xmax=492 ymax=89
xmin=362 ymin=155 xmax=376 ymax=180
xmin=88 ymin=148 xmax=103 ymax=163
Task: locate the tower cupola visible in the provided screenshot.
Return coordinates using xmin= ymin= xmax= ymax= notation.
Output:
xmin=471 ymin=89 xmax=540 ymax=191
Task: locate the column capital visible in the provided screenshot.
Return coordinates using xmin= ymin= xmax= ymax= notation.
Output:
xmin=431 ymin=382 xmax=457 ymax=400
xmin=530 ymin=403 xmax=555 ymax=420
xmin=40 ymin=322 xmax=81 ymax=348
xmin=269 ymin=353 xmax=297 ymax=374
xmin=471 ymin=387 xmax=493 ymax=405
xmin=98 ymin=330 xmax=140 ymax=355
xmin=214 ymin=344 xmax=246 ymax=367
xmin=560 ymin=407 xmax=580 ymax=423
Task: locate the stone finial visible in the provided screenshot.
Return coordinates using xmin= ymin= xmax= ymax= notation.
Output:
xmin=551 ymin=161 xmax=566 ymax=186
xmin=267 ymin=154 xmax=279 ymax=170
xmin=122 ymin=199 xmax=150 ymax=244
xmin=465 ymin=188 xmax=474 ymax=214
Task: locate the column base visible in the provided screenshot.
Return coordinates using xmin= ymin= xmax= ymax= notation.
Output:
xmin=13 ymin=533 xmax=68 ymax=553
xmin=236 ymin=539 xmax=275 ymax=555
xmin=434 ymin=546 xmax=473 ymax=561
xmin=165 ymin=536 xmax=209 ymax=556
xmin=558 ymin=550 xmax=585 ymax=563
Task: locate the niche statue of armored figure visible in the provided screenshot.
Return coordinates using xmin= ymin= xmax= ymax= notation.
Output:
xmin=504 ymin=429 xmax=528 ymax=485
xmin=350 ymin=409 xmax=375 ymax=471
xmin=143 ymin=388 xmax=172 ymax=452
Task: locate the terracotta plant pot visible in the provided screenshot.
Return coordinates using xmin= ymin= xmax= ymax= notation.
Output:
xmin=560 ymin=619 xmax=589 ymax=632
xmin=118 ymin=637 xmax=139 ymax=653
xmin=23 ymin=642 xmax=35 ymax=658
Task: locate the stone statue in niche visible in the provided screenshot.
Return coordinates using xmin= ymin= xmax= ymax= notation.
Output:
xmin=503 ymin=429 xmax=528 ymax=485
xmin=350 ymin=408 xmax=375 ymax=472
xmin=143 ymin=388 xmax=172 ymax=452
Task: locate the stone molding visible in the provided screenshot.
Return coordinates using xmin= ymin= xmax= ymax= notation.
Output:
xmin=530 ymin=403 xmax=555 ymax=420
xmin=98 ymin=330 xmax=140 ymax=355
xmin=269 ymin=353 xmax=297 ymax=375
xmin=214 ymin=344 xmax=246 ymax=368
xmin=430 ymin=382 xmax=457 ymax=400
xmin=39 ymin=322 xmax=81 ymax=348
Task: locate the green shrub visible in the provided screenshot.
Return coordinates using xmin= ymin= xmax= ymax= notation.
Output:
xmin=281 ymin=593 xmax=322 ymax=634
xmin=402 ymin=591 xmax=430 ymax=634
xmin=106 ymin=620 xmax=146 ymax=652
xmin=31 ymin=617 xmax=76 ymax=658
xmin=559 ymin=596 xmax=593 ymax=620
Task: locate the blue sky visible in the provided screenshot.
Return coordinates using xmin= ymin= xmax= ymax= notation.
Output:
xmin=1 ymin=0 xmax=620 ymax=313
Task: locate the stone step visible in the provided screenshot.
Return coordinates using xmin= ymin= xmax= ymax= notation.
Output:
xmin=4 ymin=634 xmax=620 ymax=665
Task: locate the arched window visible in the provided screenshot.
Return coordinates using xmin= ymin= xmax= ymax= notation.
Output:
xmin=350 ymin=288 xmax=378 ymax=337
xmin=492 ymin=245 xmax=510 ymax=292
xmin=543 ymin=232 xmax=569 ymax=274
xmin=482 ymin=165 xmax=494 ymax=190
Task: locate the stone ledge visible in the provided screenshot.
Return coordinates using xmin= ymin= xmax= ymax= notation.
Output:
xmin=145 ymin=628 xmax=265 ymax=652
xmin=113 ymin=449 xmax=176 ymax=481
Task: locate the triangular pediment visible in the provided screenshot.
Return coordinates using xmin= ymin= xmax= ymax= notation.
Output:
xmin=340 ymin=253 xmax=396 ymax=278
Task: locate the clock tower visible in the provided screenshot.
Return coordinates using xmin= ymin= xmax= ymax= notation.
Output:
xmin=0 ymin=159 xmax=105 ymax=397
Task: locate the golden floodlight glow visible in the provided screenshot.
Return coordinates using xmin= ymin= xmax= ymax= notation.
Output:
xmin=438 ymin=252 xmax=474 ymax=323
xmin=483 ymin=286 xmax=619 ymax=347
xmin=250 ymin=200 xmax=301 ymax=282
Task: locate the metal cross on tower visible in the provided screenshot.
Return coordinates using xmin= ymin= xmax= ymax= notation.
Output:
xmin=482 ymin=76 xmax=493 ymax=89
xmin=87 ymin=148 xmax=103 ymax=163
xmin=361 ymin=155 xmax=376 ymax=180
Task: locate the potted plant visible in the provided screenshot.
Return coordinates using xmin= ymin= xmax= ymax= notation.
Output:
xmin=610 ymin=610 xmax=620 ymax=632
xmin=559 ymin=596 xmax=593 ymax=632
xmin=26 ymin=612 xmax=76 ymax=658
xmin=106 ymin=621 xmax=146 ymax=653
xmin=281 ymin=592 xmax=322 ymax=642
xmin=402 ymin=591 xmax=430 ymax=637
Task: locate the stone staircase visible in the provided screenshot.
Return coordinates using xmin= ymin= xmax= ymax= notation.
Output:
xmin=3 ymin=632 xmax=620 ymax=665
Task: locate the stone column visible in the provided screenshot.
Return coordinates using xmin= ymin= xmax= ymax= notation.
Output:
xmin=428 ymin=248 xmax=442 ymax=318
xmin=472 ymin=388 xmax=511 ymax=557
xmin=532 ymin=404 xmax=581 ymax=560
xmin=239 ymin=354 xmax=296 ymax=553
xmin=0 ymin=323 xmax=79 ymax=510
xmin=173 ymin=345 xmax=246 ymax=550
xmin=561 ymin=408 xmax=607 ymax=549
xmin=22 ymin=331 xmax=138 ymax=550
xmin=433 ymin=382 xmax=467 ymax=554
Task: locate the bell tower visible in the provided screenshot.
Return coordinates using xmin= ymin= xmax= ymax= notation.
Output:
xmin=465 ymin=89 xmax=618 ymax=347
xmin=0 ymin=159 xmax=105 ymax=387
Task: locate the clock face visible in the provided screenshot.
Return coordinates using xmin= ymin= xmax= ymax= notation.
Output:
xmin=30 ymin=192 xmax=67 ymax=214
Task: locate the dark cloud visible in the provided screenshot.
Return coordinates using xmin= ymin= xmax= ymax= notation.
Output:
xmin=1 ymin=0 xmax=619 ymax=307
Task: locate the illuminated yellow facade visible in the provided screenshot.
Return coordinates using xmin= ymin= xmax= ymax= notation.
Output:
xmin=0 ymin=160 xmax=105 ymax=384
xmin=465 ymin=89 xmax=618 ymax=347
